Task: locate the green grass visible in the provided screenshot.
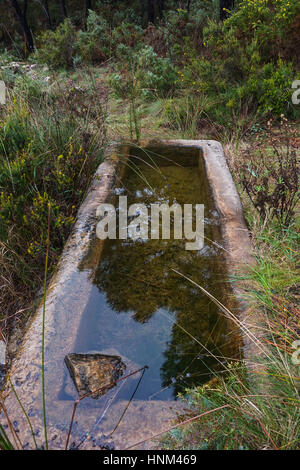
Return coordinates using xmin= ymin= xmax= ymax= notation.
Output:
xmin=0 ymin=424 xmax=15 ymax=450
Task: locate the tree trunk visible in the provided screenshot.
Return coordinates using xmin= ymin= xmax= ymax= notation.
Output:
xmin=42 ymin=0 xmax=53 ymax=29
xmin=10 ymin=0 xmax=34 ymax=53
xmin=147 ymin=0 xmax=155 ymax=23
xmin=158 ymin=0 xmax=165 ymax=18
xmin=85 ymin=0 xmax=92 ymax=17
xmin=85 ymin=0 xmax=92 ymax=30
xmin=220 ymin=0 xmax=234 ymax=21
xmin=60 ymin=0 xmax=68 ymax=19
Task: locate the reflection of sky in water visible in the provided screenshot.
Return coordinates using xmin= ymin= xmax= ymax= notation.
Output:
xmin=73 ymin=161 xmax=234 ymax=402
xmin=74 ymin=287 xmax=177 ymax=400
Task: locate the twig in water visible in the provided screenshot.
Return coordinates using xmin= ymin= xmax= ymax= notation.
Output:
xmin=110 ymin=366 xmax=148 ymax=437
xmin=77 ymin=378 xmax=128 ymax=450
xmin=65 ymin=366 xmax=148 ymax=450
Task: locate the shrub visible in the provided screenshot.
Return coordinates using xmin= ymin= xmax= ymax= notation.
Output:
xmin=110 ymin=45 xmax=177 ymax=100
xmin=34 ymin=19 xmax=77 ymax=68
xmin=227 ymin=0 xmax=300 ymax=62
xmin=240 ymin=120 xmax=299 ymax=226
xmin=243 ymin=61 xmax=297 ymax=117
xmin=76 ymin=11 xmax=111 ymax=64
xmin=137 ymin=45 xmax=177 ymax=99
xmin=177 ymin=0 xmax=300 ymax=125
xmin=111 ymin=22 xmax=144 ymax=51
xmin=162 ymin=5 xmax=217 ymax=60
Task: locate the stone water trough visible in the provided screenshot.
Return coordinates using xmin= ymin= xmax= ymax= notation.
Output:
xmin=1 ymin=140 xmax=253 ymax=450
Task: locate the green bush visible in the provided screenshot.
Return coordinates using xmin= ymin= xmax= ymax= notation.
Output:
xmin=227 ymin=0 xmax=300 ymax=62
xmin=137 ymin=45 xmax=177 ymax=99
xmin=109 ymin=45 xmax=177 ymax=100
xmin=34 ymin=17 xmax=146 ymax=68
xmin=162 ymin=4 xmax=218 ymax=60
xmin=76 ymin=11 xmax=111 ymax=64
xmin=176 ymin=0 xmax=300 ymax=125
xmin=111 ymin=22 xmax=144 ymax=50
xmin=241 ymin=60 xmax=297 ymax=117
xmin=34 ymin=19 xmax=77 ymax=68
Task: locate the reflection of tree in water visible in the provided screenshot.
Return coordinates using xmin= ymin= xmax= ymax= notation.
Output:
xmin=93 ymin=163 xmax=232 ymax=395
xmin=94 ymin=236 xmax=230 ymax=395
xmin=160 ymin=312 xmax=231 ymax=396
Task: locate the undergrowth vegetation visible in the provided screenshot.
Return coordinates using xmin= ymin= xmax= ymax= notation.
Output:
xmin=239 ymin=120 xmax=299 ymax=226
xmin=30 ymin=1 xmax=300 ymax=133
xmin=0 ymin=68 xmax=107 ymax=337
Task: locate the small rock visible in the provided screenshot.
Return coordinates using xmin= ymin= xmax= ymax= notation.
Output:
xmin=65 ymin=353 xmax=126 ymax=399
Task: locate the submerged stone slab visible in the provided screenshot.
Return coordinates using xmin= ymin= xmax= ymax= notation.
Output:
xmin=65 ymin=353 xmax=126 ymax=399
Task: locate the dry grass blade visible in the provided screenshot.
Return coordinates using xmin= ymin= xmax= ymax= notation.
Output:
xmin=123 ymin=405 xmax=231 ymax=450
